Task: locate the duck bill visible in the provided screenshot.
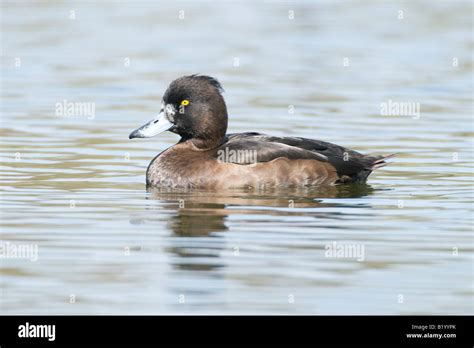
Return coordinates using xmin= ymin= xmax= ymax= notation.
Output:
xmin=129 ymin=111 xmax=173 ymax=139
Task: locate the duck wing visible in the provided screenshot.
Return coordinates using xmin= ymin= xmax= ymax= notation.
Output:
xmin=218 ymin=132 xmax=329 ymax=164
xmin=222 ymin=132 xmax=393 ymax=180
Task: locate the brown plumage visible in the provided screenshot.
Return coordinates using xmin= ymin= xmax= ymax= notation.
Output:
xmin=129 ymin=75 xmax=394 ymax=189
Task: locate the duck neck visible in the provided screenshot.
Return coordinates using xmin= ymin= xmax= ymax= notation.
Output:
xmin=181 ymin=111 xmax=228 ymax=151
xmin=181 ymin=133 xmax=225 ymax=151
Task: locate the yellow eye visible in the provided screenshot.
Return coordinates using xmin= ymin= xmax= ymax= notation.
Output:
xmin=181 ymin=100 xmax=189 ymax=106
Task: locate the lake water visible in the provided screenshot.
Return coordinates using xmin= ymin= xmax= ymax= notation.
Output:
xmin=1 ymin=1 xmax=472 ymax=314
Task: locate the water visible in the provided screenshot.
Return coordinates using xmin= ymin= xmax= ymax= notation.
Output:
xmin=1 ymin=0 xmax=472 ymax=314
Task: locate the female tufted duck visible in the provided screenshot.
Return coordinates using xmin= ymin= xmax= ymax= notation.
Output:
xmin=129 ymin=75 xmax=393 ymax=189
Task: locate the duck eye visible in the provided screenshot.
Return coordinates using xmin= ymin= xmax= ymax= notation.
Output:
xmin=181 ymin=100 xmax=189 ymax=106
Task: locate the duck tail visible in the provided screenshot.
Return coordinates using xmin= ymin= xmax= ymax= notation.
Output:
xmin=350 ymin=154 xmax=395 ymax=183
xmin=368 ymin=153 xmax=396 ymax=171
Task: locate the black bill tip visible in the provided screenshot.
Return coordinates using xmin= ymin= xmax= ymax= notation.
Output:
xmin=129 ymin=129 xmax=140 ymax=139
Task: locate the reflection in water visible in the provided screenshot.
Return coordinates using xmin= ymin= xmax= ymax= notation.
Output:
xmin=168 ymin=203 xmax=229 ymax=237
xmin=144 ymin=185 xmax=376 ymax=272
xmin=147 ymin=184 xmax=376 ymax=236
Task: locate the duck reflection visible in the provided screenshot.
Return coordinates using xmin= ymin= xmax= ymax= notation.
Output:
xmin=141 ymin=184 xmax=373 ymax=309
xmin=139 ymin=185 xmax=372 ymax=273
xmin=146 ymin=184 xmax=376 ymax=238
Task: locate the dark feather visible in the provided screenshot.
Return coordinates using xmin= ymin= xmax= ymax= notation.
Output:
xmin=187 ymin=74 xmax=224 ymax=93
xmin=218 ymin=134 xmax=328 ymax=164
xmin=220 ymin=132 xmax=394 ymax=183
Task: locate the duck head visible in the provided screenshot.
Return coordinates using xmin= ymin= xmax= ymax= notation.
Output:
xmin=129 ymin=75 xmax=228 ymax=150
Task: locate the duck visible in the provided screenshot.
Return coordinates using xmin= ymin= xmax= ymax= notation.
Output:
xmin=129 ymin=75 xmax=393 ymax=189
